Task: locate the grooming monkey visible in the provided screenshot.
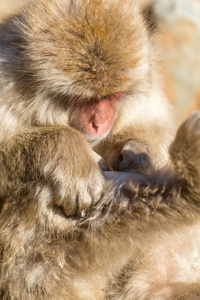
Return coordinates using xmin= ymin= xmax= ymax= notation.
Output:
xmin=0 ymin=0 xmax=175 ymax=217
xmin=2 ymin=0 xmax=198 ymax=299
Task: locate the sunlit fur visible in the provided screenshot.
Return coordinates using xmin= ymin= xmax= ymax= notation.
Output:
xmin=2 ymin=0 xmax=199 ymax=299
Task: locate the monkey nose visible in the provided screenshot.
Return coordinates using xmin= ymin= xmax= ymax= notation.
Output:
xmin=91 ymin=120 xmax=103 ymax=132
xmin=92 ymin=121 xmax=99 ymax=131
xmin=91 ymin=113 xmax=106 ymax=131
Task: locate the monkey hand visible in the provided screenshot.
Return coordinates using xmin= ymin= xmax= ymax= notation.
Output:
xmin=44 ymin=129 xmax=107 ymax=218
xmin=107 ymin=140 xmax=153 ymax=175
xmin=0 ymin=127 xmax=106 ymax=218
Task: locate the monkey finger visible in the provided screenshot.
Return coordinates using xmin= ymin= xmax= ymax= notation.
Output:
xmin=92 ymin=151 xmax=109 ymax=171
xmin=115 ymin=150 xmax=151 ymax=172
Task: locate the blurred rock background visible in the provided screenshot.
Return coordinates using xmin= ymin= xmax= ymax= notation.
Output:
xmin=153 ymin=0 xmax=200 ymax=122
xmin=0 ymin=0 xmax=200 ymax=123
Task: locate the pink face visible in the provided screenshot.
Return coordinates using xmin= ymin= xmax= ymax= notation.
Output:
xmin=71 ymin=93 xmax=121 ymax=141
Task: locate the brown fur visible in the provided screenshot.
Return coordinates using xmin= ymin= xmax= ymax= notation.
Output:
xmin=0 ymin=0 xmax=197 ymax=299
xmin=1 ymin=111 xmax=200 ymax=299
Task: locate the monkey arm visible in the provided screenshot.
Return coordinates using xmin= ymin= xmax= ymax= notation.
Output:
xmin=0 ymin=126 xmax=106 ymax=217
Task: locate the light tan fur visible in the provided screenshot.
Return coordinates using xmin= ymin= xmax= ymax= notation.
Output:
xmin=1 ymin=1 xmax=199 ymax=299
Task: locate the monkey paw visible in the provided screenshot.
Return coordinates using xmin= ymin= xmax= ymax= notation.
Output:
xmin=52 ymin=163 xmax=105 ymax=218
xmin=170 ymin=111 xmax=200 ymax=188
xmin=43 ymin=128 xmax=106 ymax=218
xmin=112 ymin=140 xmax=153 ymax=174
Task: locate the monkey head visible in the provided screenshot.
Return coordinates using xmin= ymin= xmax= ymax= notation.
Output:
xmin=16 ymin=0 xmax=150 ymax=142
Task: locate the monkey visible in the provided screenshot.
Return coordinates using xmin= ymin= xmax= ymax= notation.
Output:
xmin=0 ymin=0 xmax=175 ymax=218
xmin=1 ymin=108 xmax=200 ymax=299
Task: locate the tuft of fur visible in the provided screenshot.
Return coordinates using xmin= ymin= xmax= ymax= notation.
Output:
xmin=16 ymin=0 xmax=145 ymax=99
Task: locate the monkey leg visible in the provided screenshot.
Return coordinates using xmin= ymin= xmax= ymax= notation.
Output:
xmin=170 ymin=111 xmax=200 ymax=194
